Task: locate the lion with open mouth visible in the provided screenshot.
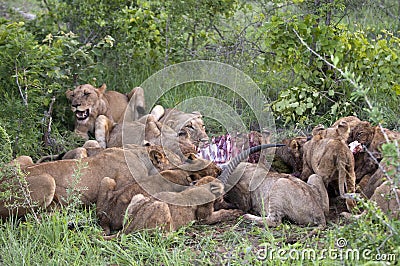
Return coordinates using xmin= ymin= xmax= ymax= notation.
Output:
xmin=66 ymin=83 xmax=145 ymax=147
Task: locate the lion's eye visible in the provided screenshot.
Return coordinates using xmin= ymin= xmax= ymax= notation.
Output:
xmin=84 ymin=91 xmax=90 ymax=96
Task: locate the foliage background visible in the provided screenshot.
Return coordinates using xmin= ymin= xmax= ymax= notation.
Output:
xmin=0 ymin=0 xmax=399 ymax=158
xmin=0 ymin=0 xmax=399 ymax=264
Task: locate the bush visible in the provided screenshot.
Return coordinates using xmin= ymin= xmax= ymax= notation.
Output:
xmin=0 ymin=125 xmax=12 ymax=164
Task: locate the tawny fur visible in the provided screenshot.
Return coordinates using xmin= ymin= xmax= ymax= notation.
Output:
xmin=65 ymin=83 xmax=145 ymax=147
xmin=273 ymin=136 xmax=307 ymax=176
xmin=370 ymin=181 xmax=400 ymax=219
xmin=99 ymin=176 xmax=242 ymax=236
xmin=0 ymin=169 xmax=55 ymax=218
xmin=103 ymin=114 xmax=198 ymax=159
xmin=159 ymin=108 xmax=209 ymax=146
xmin=0 ymin=145 xmax=220 ymax=218
xmin=226 ymin=162 xmax=328 ymax=227
xmin=301 ymin=122 xmax=356 ymax=211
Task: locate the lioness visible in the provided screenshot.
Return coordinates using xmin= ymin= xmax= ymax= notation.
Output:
xmin=66 ymin=83 xmax=145 ymax=147
xmin=0 ymin=158 xmax=55 ymax=218
xmin=225 ymin=163 xmax=328 ymax=227
xmin=158 ymin=108 xmax=209 ymax=147
xmin=1 ymin=145 xmax=221 ymax=218
xmin=103 ymin=114 xmax=198 ymax=160
xmin=98 ymin=176 xmax=242 ymax=236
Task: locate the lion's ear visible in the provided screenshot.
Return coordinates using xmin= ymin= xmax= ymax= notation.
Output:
xmin=149 ymin=150 xmax=165 ymax=165
xmin=191 ymin=111 xmax=202 ymax=118
xmin=65 ymin=89 xmax=74 ymax=100
xmin=98 ymin=84 xmax=107 ymax=95
xmin=337 ymin=121 xmax=349 ymax=135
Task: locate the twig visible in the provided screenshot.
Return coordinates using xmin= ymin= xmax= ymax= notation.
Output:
xmin=15 ymin=59 xmax=28 ymax=106
xmin=43 ymin=96 xmax=56 ymax=148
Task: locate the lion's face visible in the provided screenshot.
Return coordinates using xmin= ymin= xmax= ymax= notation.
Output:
xmin=184 ymin=114 xmax=208 ymax=146
xmin=349 ymin=121 xmax=375 ymax=146
xmin=162 ymin=110 xmax=209 ymax=148
xmin=180 ymin=154 xmax=222 ymax=177
xmin=66 ymin=84 xmax=105 ymax=124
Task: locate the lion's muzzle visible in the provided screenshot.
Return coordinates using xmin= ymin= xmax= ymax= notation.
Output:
xmin=75 ymin=109 xmax=90 ymax=121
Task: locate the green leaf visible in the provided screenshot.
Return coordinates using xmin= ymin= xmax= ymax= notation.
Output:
xmin=331 ymin=54 xmax=339 ymax=66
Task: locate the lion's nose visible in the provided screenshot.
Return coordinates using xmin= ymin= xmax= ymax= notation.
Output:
xmin=72 ymin=103 xmax=81 ymax=108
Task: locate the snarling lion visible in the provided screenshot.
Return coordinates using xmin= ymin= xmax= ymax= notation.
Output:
xmin=225 ymin=162 xmax=328 ymax=227
xmin=66 ymin=83 xmax=145 ymax=147
xmin=99 ymin=176 xmax=242 ymax=236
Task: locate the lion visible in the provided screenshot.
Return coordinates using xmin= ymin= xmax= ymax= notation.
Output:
xmin=370 ymin=181 xmax=400 ymax=219
xmin=9 ymin=155 xmax=34 ymax=168
xmin=350 ymin=124 xmax=399 ymax=182
xmin=225 ymin=162 xmax=328 ymax=227
xmin=1 ymin=144 xmax=221 ymax=218
xmin=103 ymin=114 xmax=198 ymax=160
xmin=158 ymin=108 xmax=209 ymax=147
xmin=98 ymin=176 xmax=242 ymax=236
xmin=66 ymin=83 xmax=145 ymax=147
xmin=4 ymin=146 xmax=173 ymax=207
xmin=0 ymin=159 xmax=55 ymax=218
xmin=301 ymin=122 xmax=357 ymax=211
xmin=272 ymin=136 xmax=307 ymax=176
xmin=331 ymin=116 xmax=362 ymax=131
xmin=358 ymin=154 xmax=399 ymax=199
xmin=342 ymin=180 xmax=400 ymax=221
xmin=311 ymin=121 xmax=350 ymax=142
xmin=369 ymin=126 xmax=400 ymax=156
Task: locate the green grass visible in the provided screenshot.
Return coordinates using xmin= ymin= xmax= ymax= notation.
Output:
xmin=0 ymin=200 xmax=398 ymax=265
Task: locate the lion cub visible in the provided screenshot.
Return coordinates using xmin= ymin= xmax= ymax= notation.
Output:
xmin=226 ymin=162 xmax=328 ymax=227
xmin=98 ymin=176 xmax=242 ymax=236
xmin=302 ymin=121 xmax=357 ymax=211
xmin=311 ymin=121 xmax=350 ymax=142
